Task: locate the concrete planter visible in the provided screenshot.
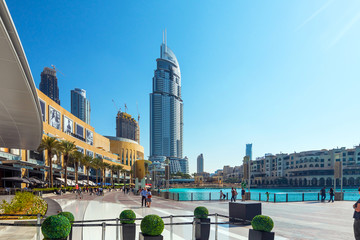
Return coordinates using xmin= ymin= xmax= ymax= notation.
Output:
xmin=139 ymin=233 xmax=163 ymax=240
xmin=121 ymin=223 xmax=135 ymax=240
xmin=335 ymin=192 xmax=344 ymax=201
xmin=194 ymin=218 xmax=210 ymax=240
xmin=248 ymin=229 xmax=275 ymax=240
xmin=229 ymin=202 xmax=261 ymax=224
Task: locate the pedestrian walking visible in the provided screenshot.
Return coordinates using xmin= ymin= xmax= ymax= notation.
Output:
xmin=231 ymin=187 xmax=237 ymax=202
xmin=241 ymin=188 xmax=246 ymax=202
xmin=320 ymin=187 xmax=326 ymax=202
xmin=328 ymin=188 xmax=334 ymax=203
xmin=141 ymin=188 xmax=147 ymax=207
xmin=146 ymin=189 xmax=152 ymax=208
xmin=353 ymin=187 xmax=360 ymax=239
xmin=265 ymin=192 xmax=270 ymax=202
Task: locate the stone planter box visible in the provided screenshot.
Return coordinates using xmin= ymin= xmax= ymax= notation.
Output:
xmin=229 ymin=202 xmax=261 ymax=224
xmin=335 ymin=192 xmax=344 ymax=201
xmin=248 ymin=229 xmax=275 ymax=240
xmin=121 ymin=223 xmax=135 ymax=240
xmin=194 ymin=218 xmax=210 ymax=240
xmin=139 ymin=233 xmax=163 ymax=240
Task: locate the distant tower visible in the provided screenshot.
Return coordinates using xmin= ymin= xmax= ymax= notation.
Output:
xmin=197 ymin=154 xmax=204 ymax=174
xmin=71 ymin=88 xmax=90 ymax=124
xmin=150 ymin=32 xmax=183 ymax=162
xmin=116 ymin=111 xmax=139 ymax=143
xmin=39 ymin=67 xmax=60 ymax=104
xmin=246 ymin=143 xmax=252 ymax=160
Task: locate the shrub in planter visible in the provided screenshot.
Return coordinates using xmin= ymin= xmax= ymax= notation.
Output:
xmin=120 ymin=210 xmax=136 ymax=240
xmin=58 ymin=211 xmax=75 ymax=224
xmin=41 ymin=215 xmax=71 ymax=240
xmin=249 ymin=215 xmax=275 ymax=240
xmin=140 ymin=214 xmax=164 ymax=239
xmin=251 ymin=215 xmax=274 ymax=232
xmin=194 ymin=206 xmax=210 ymax=240
xmin=194 ymin=206 xmax=208 ymax=219
xmin=120 ymin=209 xmax=136 ymax=224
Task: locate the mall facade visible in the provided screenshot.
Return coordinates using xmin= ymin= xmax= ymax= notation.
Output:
xmin=0 ymin=89 xmax=144 ymax=188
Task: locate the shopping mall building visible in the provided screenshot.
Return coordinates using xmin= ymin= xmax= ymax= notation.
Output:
xmin=0 ymin=1 xmax=144 ymax=188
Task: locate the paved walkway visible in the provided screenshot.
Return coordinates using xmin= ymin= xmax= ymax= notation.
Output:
xmin=46 ymin=190 xmax=356 ymax=240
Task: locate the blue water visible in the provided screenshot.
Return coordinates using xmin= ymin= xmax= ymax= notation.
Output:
xmin=167 ymin=188 xmax=359 ymax=202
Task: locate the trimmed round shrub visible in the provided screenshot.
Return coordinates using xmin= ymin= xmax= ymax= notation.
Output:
xmin=194 ymin=206 xmax=209 ymax=219
xmin=120 ymin=210 xmax=136 ymax=224
xmin=251 ymin=215 xmax=274 ymax=232
xmin=58 ymin=211 xmax=75 ymax=224
xmin=41 ymin=215 xmax=71 ymax=239
xmin=140 ymin=214 xmax=164 ymax=236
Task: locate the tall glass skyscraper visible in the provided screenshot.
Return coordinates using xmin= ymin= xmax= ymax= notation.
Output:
xmin=39 ymin=67 xmax=60 ymax=105
xmin=246 ymin=143 xmax=252 ymax=160
xmin=150 ymin=39 xmax=184 ymax=164
xmin=71 ymin=88 xmax=90 ymax=124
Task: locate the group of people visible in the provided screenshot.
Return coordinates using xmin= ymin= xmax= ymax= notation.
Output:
xmin=140 ymin=188 xmax=152 ymax=208
xmin=320 ymin=187 xmax=335 ymax=203
xmin=219 ymin=187 xmax=246 ymax=202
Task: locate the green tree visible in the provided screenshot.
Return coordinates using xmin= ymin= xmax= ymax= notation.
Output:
xmin=117 ymin=165 xmax=124 ymax=184
xmin=99 ymin=161 xmax=110 ymax=187
xmin=59 ymin=140 xmax=77 ymax=187
xmin=38 ymin=136 xmax=61 ymax=188
xmin=82 ymin=155 xmax=94 ymax=186
xmin=70 ymin=151 xmax=84 ymax=185
xmin=92 ymin=158 xmax=102 ymax=186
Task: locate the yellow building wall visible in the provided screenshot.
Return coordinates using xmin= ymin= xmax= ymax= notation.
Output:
xmin=109 ymin=139 xmax=144 ymax=168
xmin=37 ymin=90 xmax=131 ymax=170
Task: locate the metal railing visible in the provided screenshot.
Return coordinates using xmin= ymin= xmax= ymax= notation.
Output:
xmin=0 ymin=213 xmax=249 ymax=240
xmin=169 ymin=191 xmax=359 ymax=202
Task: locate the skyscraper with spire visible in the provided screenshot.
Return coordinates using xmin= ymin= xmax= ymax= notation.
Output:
xmin=150 ymin=32 xmax=184 ymax=170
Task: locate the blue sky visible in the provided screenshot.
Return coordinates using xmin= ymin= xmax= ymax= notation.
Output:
xmin=6 ymin=0 xmax=360 ymax=173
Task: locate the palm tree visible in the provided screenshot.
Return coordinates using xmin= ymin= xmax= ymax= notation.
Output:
xmin=82 ymin=155 xmax=93 ymax=186
xmin=121 ymin=169 xmax=127 ymax=188
xmin=100 ymin=161 xmax=110 ymax=187
xmin=109 ymin=165 xmax=117 ymax=186
xmin=38 ymin=136 xmax=61 ymax=188
xmin=115 ymin=165 xmax=124 ymax=184
xmin=92 ymin=158 xmax=102 ymax=186
xmin=70 ymin=151 xmax=84 ymax=185
xmin=59 ymin=140 xmax=77 ymax=187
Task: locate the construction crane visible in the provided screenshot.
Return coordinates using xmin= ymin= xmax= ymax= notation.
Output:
xmin=112 ymin=99 xmax=121 ymax=113
xmin=51 ymin=64 xmax=65 ymax=76
xmin=136 ymin=102 xmax=140 ymax=122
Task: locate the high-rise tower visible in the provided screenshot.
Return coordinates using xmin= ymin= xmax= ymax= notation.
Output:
xmin=246 ymin=143 xmax=252 ymax=161
xmin=115 ymin=111 xmax=139 ymax=143
xmin=150 ymin=35 xmax=184 ymax=164
xmin=197 ymin=154 xmax=204 ymax=174
xmin=39 ymin=67 xmax=60 ymax=104
xmin=71 ymin=88 xmax=90 ymax=124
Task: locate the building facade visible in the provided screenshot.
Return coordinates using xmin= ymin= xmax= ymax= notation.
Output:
xmin=116 ymin=111 xmax=139 ymax=143
xmin=39 ymin=67 xmax=60 ymax=105
xmin=197 ymin=154 xmax=204 ymax=174
xmin=245 ymin=147 xmax=360 ymax=187
xmin=150 ymin=40 xmax=183 ymax=165
xmin=71 ymin=88 xmax=90 ymax=124
xmin=0 ymin=89 xmax=145 ymax=188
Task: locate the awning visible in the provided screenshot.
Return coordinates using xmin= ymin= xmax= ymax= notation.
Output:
xmin=2 ymin=177 xmax=30 ymax=184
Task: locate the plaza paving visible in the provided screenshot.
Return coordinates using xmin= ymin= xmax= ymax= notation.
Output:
xmin=44 ymin=190 xmax=356 ymax=240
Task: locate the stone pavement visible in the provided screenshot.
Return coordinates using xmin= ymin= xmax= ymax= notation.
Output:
xmin=46 ymin=190 xmax=356 ymax=240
